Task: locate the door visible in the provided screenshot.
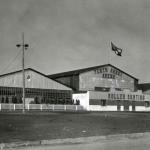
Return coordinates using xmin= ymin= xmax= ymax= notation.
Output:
xmin=117 ymin=100 xmax=121 ymax=111
xmin=124 ymin=100 xmax=129 ymax=111
xmin=132 ymin=101 xmax=135 ymax=111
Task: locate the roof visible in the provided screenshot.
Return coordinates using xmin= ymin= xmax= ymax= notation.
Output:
xmin=0 ymin=68 xmax=48 ymax=78
xmin=0 ymin=68 xmax=72 ymax=90
xmin=48 ymin=64 xmax=138 ymax=81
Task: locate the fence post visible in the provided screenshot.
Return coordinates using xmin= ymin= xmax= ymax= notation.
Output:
xmin=9 ymin=104 xmax=11 ymax=111
xmin=76 ymin=105 xmax=78 ymax=111
xmin=64 ymin=105 xmax=66 ymax=111
xmin=14 ymin=104 xmax=15 ymax=111
xmin=40 ymin=104 xmax=43 ymax=111
xmin=0 ymin=103 xmax=1 ymax=111
xmin=53 ymin=105 xmax=54 ymax=111
xmin=28 ymin=104 xmax=30 ymax=111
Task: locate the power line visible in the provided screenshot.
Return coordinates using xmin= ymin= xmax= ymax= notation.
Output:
xmin=0 ymin=50 xmax=22 ymax=74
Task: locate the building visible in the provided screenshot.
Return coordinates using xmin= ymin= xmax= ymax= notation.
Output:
xmin=0 ymin=68 xmax=72 ymax=104
xmin=0 ymin=64 xmax=150 ymax=112
xmin=49 ymin=64 xmax=150 ymax=111
xmin=138 ymin=83 xmax=150 ymax=95
xmin=48 ymin=64 xmax=139 ymax=92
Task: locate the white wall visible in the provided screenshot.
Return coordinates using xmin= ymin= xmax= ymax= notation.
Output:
xmin=89 ymin=105 xmax=117 ymax=111
xmin=72 ymin=92 xmax=89 ymax=110
xmin=73 ymin=91 xmax=150 ymax=112
xmin=136 ymin=106 xmax=150 ymax=111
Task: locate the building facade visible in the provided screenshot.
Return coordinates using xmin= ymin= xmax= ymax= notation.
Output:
xmin=49 ymin=64 xmax=150 ymax=111
xmin=49 ymin=64 xmax=138 ymax=92
xmin=1 ymin=64 xmax=150 ymax=111
xmin=0 ymin=68 xmax=72 ymax=104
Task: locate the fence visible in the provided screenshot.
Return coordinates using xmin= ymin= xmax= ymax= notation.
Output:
xmin=0 ymin=104 xmax=85 ymax=111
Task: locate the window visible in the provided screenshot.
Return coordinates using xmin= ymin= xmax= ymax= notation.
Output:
xmin=95 ymin=87 xmax=110 ymax=92
xmin=115 ymin=88 xmax=122 ymax=91
xmin=89 ymin=99 xmax=101 ymax=105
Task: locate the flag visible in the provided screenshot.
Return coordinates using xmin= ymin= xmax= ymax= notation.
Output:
xmin=111 ymin=42 xmax=122 ymax=56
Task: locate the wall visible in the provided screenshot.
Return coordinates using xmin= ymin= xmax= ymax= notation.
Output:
xmin=0 ymin=70 xmax=72 ymax=90
xmin=73 ymin=90 xmax=150 ymax=111
xmin=89 ymin=105 xmax=117 ymax=111
xmin=79 ymin=66 xmax=136 ymax=91
xmin=55 ymin=75 xmax=79 ymax=91
xmin=72 ymin=92 xmax=89 ymax=110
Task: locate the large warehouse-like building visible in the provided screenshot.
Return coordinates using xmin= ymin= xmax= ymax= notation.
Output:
xmin=49 ymin=64 xmax=138 ymax=92
xmin=0 ymin=64 xmax=150 ymax=112
xmin=49 ymin=64 xmax=150 ymax=111
xmin=0 ymin=68 xmax=72 ymax=104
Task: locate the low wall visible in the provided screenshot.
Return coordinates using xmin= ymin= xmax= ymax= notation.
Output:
xmin=0 ymin=104 xmax=84 ymax=111
xmin=88 ymin=105 xmax=150 ymax=112
xmin=89 ymin=105 xmax=117 ymax=111
xmin=136 ymin=106 xmax=150 ymax=111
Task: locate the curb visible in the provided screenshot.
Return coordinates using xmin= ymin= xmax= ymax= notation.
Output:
xmin=0 ymin=132 xmax=149 ymax=149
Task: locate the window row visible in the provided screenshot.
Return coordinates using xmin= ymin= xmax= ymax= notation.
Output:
xmin=0 ymin=87 xmax=71 ymax=98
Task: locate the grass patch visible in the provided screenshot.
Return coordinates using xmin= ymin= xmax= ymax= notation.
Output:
xmin=0 ymin=111 xmax=150 ymax=143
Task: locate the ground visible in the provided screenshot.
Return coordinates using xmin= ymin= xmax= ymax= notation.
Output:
xmin=1 ymin=111 xmax=150 ymax=143
xmin=9 ymin=133 xmax=150 ymax=150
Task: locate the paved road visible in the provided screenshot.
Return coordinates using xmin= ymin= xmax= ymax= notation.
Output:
xmin=9 ymin=134 xmax=150 ymax=150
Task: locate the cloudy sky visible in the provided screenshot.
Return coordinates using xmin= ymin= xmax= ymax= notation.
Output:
xmin=0 ymin=0 xmax=150 ymax=83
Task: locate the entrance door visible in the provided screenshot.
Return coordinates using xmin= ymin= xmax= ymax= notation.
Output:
xmin=132 ymin=101 xmax=135 ymax=111
xmin=124 ymin=100 xmax=129 ymax=111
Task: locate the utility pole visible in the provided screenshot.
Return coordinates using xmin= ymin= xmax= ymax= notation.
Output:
xmin=16 ymin=33 xmax=29 ymax=113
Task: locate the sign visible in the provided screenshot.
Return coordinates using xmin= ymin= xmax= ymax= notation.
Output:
xmin=94 ymin=67 xmax=108 ymax=74
xmin=110 ymin=68 xmax=122 ymax=76
xmin=94 ymin=67 xmax=122 ymax=79
xmin=102 ymin=74 xmax=115 ymax=79
xmin=108 ymin=93 xmax=145 ymax=101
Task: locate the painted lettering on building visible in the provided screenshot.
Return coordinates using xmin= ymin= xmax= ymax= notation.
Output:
xmin=94 ymin=67 xmax=122 ymax=79
xmin=108 ymin=93 xmax=145 ymax=101
xmin=110 ymin=68 xmax=122 ymax=76
xmin=102 ymin=74 xmax=115 ymax=79
xmin=94 ymin=67 xmax=108 ymax=74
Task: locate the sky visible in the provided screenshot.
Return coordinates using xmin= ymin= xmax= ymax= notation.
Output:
xmin=0 ymin=0 xmax=150 ymax=83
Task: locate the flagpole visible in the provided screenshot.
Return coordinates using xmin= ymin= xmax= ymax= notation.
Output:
xmin=108 ymin=42 xmax=111 ymax=64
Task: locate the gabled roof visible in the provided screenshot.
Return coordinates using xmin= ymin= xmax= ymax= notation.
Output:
xmin=0 ymin=68 xmax=72 ymax=90
xmin=0 ymin=68 xmax=48 ymax=78
xmin=48 ymin=64 xmax=138 ymax=81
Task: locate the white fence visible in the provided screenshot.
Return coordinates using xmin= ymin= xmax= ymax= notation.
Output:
xmin=0 ymin=104 xmax=85 ymax=111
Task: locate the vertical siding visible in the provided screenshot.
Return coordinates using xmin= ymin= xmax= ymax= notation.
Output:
xmin=79 ymin=66 xmax=136 ymax=91
xmin=0 ymin=70 xmax=72 ymax=90
xmin=55 ymin=76 xmax=72 ymax=88
xmin=55 ymin=75 xmax=79 ymax=90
